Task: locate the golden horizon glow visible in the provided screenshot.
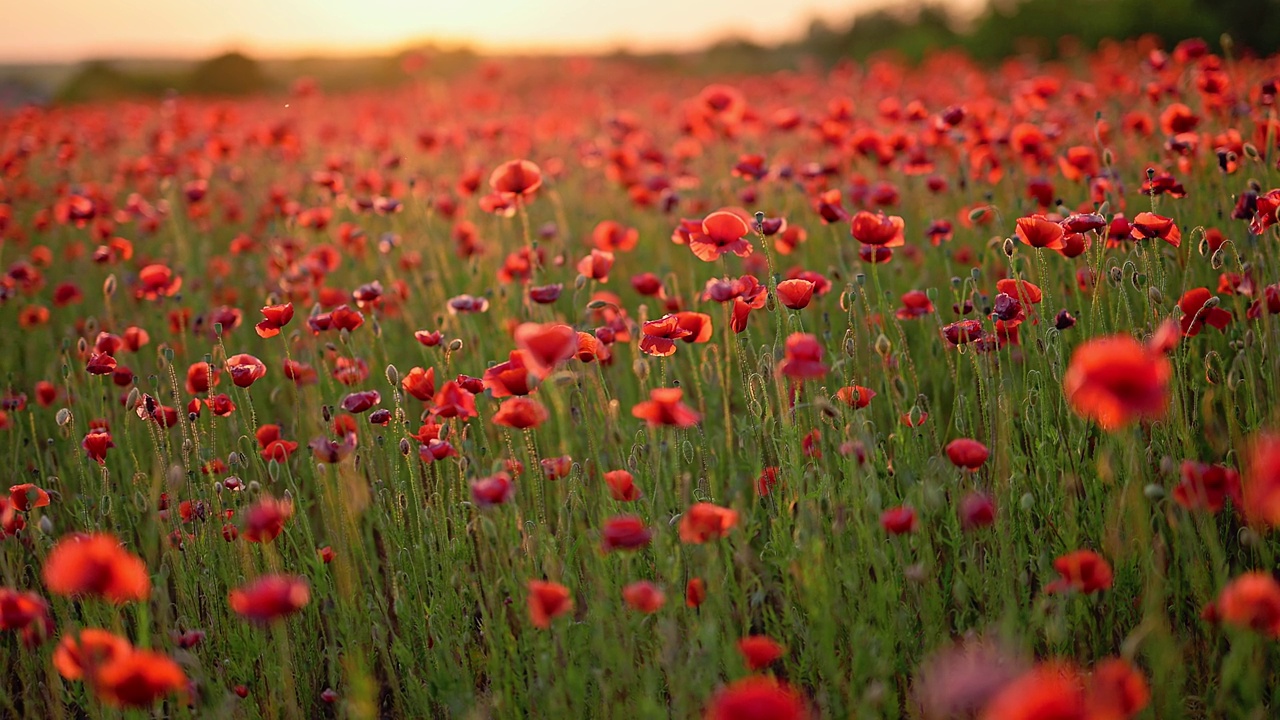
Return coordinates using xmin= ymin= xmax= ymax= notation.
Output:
xmin=1 ymin=0 xmax=983 ymax=63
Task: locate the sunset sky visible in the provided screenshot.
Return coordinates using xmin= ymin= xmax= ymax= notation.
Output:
xmin=3 ymin=0 xmax=982 ymax=63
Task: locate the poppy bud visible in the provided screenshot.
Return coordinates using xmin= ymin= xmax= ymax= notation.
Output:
xmin=1002 ymin=237 xmax=1015 ymax=257
xmin=1148 ymin=287 xmax=1163 ymax=304
xmin=575 ymin=274 xmax=588 ymax=290
xmin=38 ymin=515 xmax=54 ymax=534
xmin=765 ymin=293 xmax=776 ymax=312
xmin=967 ymin=206 xmax=989 ymax=222
xmin=633 ymin=359 xmax=649 ymax=380
xmin=399 ymin=438 xmax=411 ymax=455
xmin=448 ymin=339 xmax=464 ymax=352
xmin=1244 ymin=143 xmax=1260 ymax=161
xmin=56 ymin=408 xmax=72 ymax=426
xmin=1211 ymin=249 xmax=1225 ymax=269
xmin=1108 ymin=267 xmax=1123 ymax=285
xmin=875 ymin=334 xmax=892 ymax=358
xmin=1143 ymin=484 xmax=1165 ymax=500
xmin=1019 ymin=492 xmax=1035 ymax=511
xmin=103 ymin=274 xmax=117 ymax=298
xmin=385 ymin=364 xmax=399 ymax=385
xmin=1102 ymin=148 xmax=1114 ymax=166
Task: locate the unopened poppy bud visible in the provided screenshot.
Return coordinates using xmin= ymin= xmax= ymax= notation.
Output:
xmin=399 ymin=438 xmax=411 ymax=455
xmin=1019 ymin=493 xmax=1035 ymax=511
xmin=322 ymin=406 xmax=332 ymax=422
xmin=248 ymin=480 xmax=260 ymax=492
xmin=38 ymin=516 xmax=53 ymax=534
xmin=385 ymin=364 xmax=399 ymax=385
xmin=268 ymin=459 xmax=280 ymax=480
xmin=1210 ymin=249 xmax=1225 ymax=269
xmin=1203 ymin=296 xmax=1221 ymax=309
xmin=103 ymin=274 xmax=117 ymax=297
xmin=228 ymin=451 xmax=243 ymax=467
xmin=56 ymin=408 xmax=72 ymax=426
xmin=447 ymin=338 xmax=464 ymax=352
xmin=126 ymin=387 xmax=141 ymax=409
xmin=1130 ymin=272 xmax=1145 ymax=289
xmin=844 ymin=337 xmax=856 ymax=358
xmin=77 ymin=337 xmax=89 ymax=356
xmin=875 ymin=334 xmax=892 ymax=358
xmin=1001 ymin=237 xmax=1015 ymax=257
xmin=1108 ymin=267 xmax=1123 ymax=285
xmin=575 ymin=274 xmax=588 ymax=290
xmin=967 ymin=206 xmax=989 ymax=222
xmin=1240 ymin=527 xmax=1261 ymax=547
xmin=1244 ymin=143 xmax=1260 ymax=160
xmin=1143 ymin=484 xmax=1165 ymax=500
xmin=855 ymin=273 xmax=866 ymax=287
xmin=633 ymin=358 xmax=649 ymax=380
xmin=587 ymin=299 xmax=608 ymax=310
xmin=1102 ymin=149 xmax=1114 ymax=166
xmin=765 ymin=293 xmax=776 ymax=311
xmin=1148 ymin=287 xmax=1163 ymax=304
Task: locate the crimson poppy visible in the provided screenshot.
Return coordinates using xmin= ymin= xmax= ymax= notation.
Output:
xmin=678 ymin=502 xmax=738 ymax=543
xmin=527 ymin=580 xmax=573 ymax=629
xmin=1216 ymin=572 xmax=1280 ymax=638
xmin=738 ymin=635 xmax=785 ymax=670
xmin=229 ymin=574 xmax=310 ymax=623
xmin=1046 ymin=550 xmax=1113 ymax=594
xmin=492 ymin=397 xmax=549 ymax=430
xmin=604 ymin=470 xmax=642 ymax=501
xmin=705 ymin=677 xmax=808 ymax=720
xmin=688 ymin=210 xmax=753 ymax=262
xmin=633 ymin=388 xmax=701 ymax=428
xmin=622 ymin=581 xmax=665 ymax=613
xmin=43 ymin=533 xmax=150 ymax=603
xmin=1063 ymin=335 xmax=1170 ymax=430
xmin=471 ymin=472 xmax=515 ymax=507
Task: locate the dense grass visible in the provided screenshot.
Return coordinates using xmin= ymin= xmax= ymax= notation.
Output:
xmin=1 ymin=42 xmax=1279 ymax=718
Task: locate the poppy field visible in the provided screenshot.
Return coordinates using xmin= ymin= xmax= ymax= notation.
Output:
xmin=3 ymin=38 xmax=1280 ymax=719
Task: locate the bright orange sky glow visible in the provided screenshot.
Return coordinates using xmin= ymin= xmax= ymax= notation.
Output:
xmin=2 ymin=0 xmax=981 ymax=63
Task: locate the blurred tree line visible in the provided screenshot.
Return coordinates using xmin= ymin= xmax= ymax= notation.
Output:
xmin=795 ymin=0 xmax=1278 ymax=64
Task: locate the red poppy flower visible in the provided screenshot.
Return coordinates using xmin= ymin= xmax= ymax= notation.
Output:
xmin=1243 ymin=433 xmax=1280 ymax=526
xmin=82 ymin=430 xmax=114 ymax=464
xmin=489 ymin=159 xmax=543 ymax=198
xmin=514 ymin=322 xmax=578 ymax=379
xmin=1014 ymin=216 xmax=1066 ymax=250
xmin=688 ymin=210 xmax=753 ymax=262
xmin=229 ymin=574 xmax=310 ymax=623
xmin=0 ymin=587 xmax=50 ymax=644
xmin=401 ymin=366 xmax=437 ymax=402
xmin=622 ymin=581 xmax=666 ymax=613
xmin=471 ymin=472 xmax=515 ymax=507
xmin=633 ymin=388 xmax=701 ymax=428
xmin=981 ymin=664 xmax=1086 ymax=720
xmin=135 ymin=264 xmax=182 ymax=300
xmin=706 ymin=677 xmax=808 ymax=720
xmin=415 ymin=330 xmax=444 ymax=347
xmin=678 ymin=502 xmax=738 ymax=543
xmin=241 ymin=497 xmax=293 ymax=543
xmin=945 ymin=439 xmax=990 ymax=470
xmin=43 ymin=533 xmax=150 ymax=603
xmin=224 ymin=354 xmax=267 ymax=388
xmin=541 ymin=455 xmax=573 ymax=480
xmin=1173 ymin=461 xmax=1242 ymax=513
xmin=1046 ymin=550 xmax=1113 ymax=594
xmin=92 ymin=649 xmax=188 ymax=708
xmin=86 ymin=352 xmax=117 ymax=375
xmin=432 ymin=380 xmax=477 ymax=421
xmin=738 ymin=635 xmax=785 ymax=670
xmin=483 ymin=351 xmax=534 ymax=397
xmin=778 ymin=333 xmax=827 ymax=380
xmin=1177 ymin=288 xmax=1232 ymax=336
xmin=492 ymin=396 xmax=549 ymax=430
xmin=604 ymin=470 xmax=642 ymax=501
xmin=836 ymin=386 xmax=876 ymax=408
xmin=601 ymin=515 xmax=652 ymax=552
xmin=577 ymin=249 xmax=614 ymax=281
xmin=1216 ymin=572 xmax=1280 ymax=638
xmin=1063 ymin=335 xmax=1170 ymax=430
xmin=1086 ymin=658 xmax=1150 ymax=720
xmin=686 ymin=577 xmax=706 ymax=608
xmin=942 ymin=320 xmax=984 ymax=346
xmin=592 ymin=220 xmax=639 ymax=252
xmin=527 ymin=580 xmax=573 ymax=629
xmin=52 ymin=628 xmax=131 ymax=681
xmin=776 ymin=278 xmax=816 ymax=309
xmin=529 ymin=284 xmax=563 ymax=304
xmin=255 ymin=302 xmax=294 ymax=338
xmin=896 ymin=290 xmax=934 ymax=319
xmin=1128 ymin=212 xmax=1181 ymax=247
xmin=640 ymin=314 xmax=693 ymax=356
xmin=960 ymin=493 xmax=996 ymax=530
xmin=309 ymin=432 xmax=358 ymax=463
xmin=337 ymin=390 xmax=378 ymax=414
xmin=9 ymin=483 xmax=50 ymax=511
xmin=850 ymin=211 xmax=905 ymax=247
xmin=880 ymin=506 xmax=918 ymax=534
xmin=674 ymin=312 xmax=714 ymax=343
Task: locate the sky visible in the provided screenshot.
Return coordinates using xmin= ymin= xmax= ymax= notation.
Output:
xmin=1 ymin=0 xmax=982 ymax=63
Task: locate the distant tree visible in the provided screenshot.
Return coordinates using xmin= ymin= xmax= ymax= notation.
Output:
xmin=54 ymin=61 xmax=176 ymax=104
xmin=186 ymin=52 xmax=269 ymax=96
